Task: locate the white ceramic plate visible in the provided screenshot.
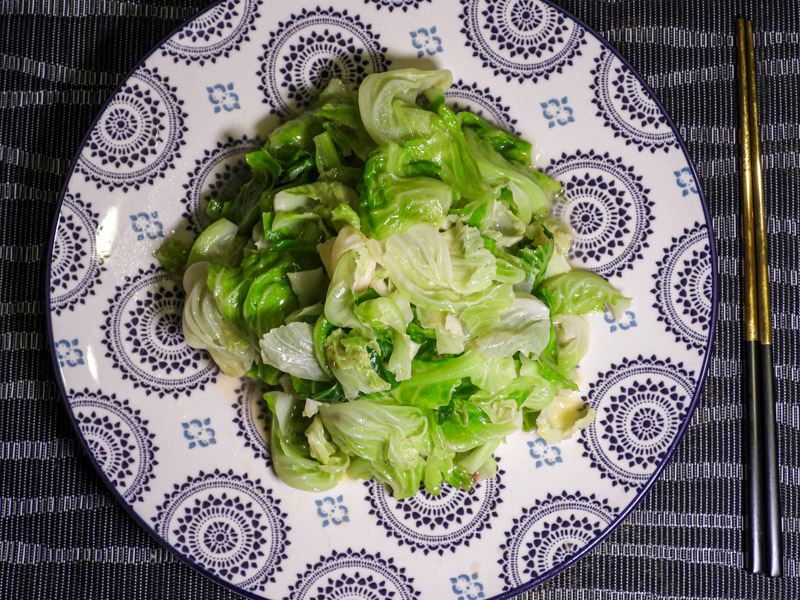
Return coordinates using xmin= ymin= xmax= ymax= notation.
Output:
xmin=48 ymin=1 xmax=717 ymax=598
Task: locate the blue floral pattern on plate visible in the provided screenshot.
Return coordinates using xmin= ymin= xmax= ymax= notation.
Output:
xmin=541 ymin=97 xmax=574 ymax=127
xmin=459 ymin=0 xmax=586 ymax=82
xmin=258 ymin=7 xmax=390 ymax=117
xmin=578 ymin=356 xmax=695 ymax=492
xmin=450 ymin=573 xmax=484 ymax=600
xmin=152 ymin=469 xmax=289 ymax=592
xmin=527 ymin=438 xmax=562 ymax=468
xmin=100 ymin=264 xmax=218 ymax=398
xmin=49 ymin=1 xmax=716 ymax=598
xmin=207 ymin=83 xmax=241 ymax=112
xmin=71 ymin=388 xmax=158 ymax=504
xmin=161 ymin=0 xmax=262 ymax=65
xmin=548 ymin=149 xmax=654 ymax=278
xmin=316 ymin=495 xmax=350 ymax=526
xmin=590 ymin=48 xmax=680 ymax=153
xmin=182 ymin=418 xmax=217 ymax=448
xmin=445 ymin=79 xmax=518 ymax=134
xmin=364 ymin=468 xmax=504 ymax=555
xmin=367 ymin=0 xmax=430 ymax=11
xmin=604 ymin=307 xmax=638 ymax=333
xmin=129 ymin=211 xmax=164 ymax=241
xmin=651 ymin=223 xmax=712 ymax=351
xmin=231 ymin=381 xmax=272 ymax=466
xmin=674 ymin=167 xmax=699 ymax=196
xmin=410 ymin=26 xmax=443 ymax=57
xmin=288 ymin=548 xmax=420 ymax=600
xmin=49 ymin=192 xmax=106 ymax=315
xmin=182 ymin=135 xmax=262 ymax=233
xmin=55 ymin=338 xmax=84 ymax=367
xmin=76 ymin=65 xmax=187 ymax=191
xmin=499 ymin=491 xmax=618 ymax=586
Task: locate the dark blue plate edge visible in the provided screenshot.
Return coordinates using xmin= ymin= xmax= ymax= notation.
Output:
xmin=42 ymin=1 xmax=720 ymax=599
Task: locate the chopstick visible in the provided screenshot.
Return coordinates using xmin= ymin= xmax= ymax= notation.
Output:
xmin=736 ymin=17 xmax=783 ymax=577
xmin=736 ymin=16 xmax=765 ymax=575
xmin=744 ymin=18 xmax=783 ymax=577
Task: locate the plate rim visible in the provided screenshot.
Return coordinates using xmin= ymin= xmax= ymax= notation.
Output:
xmin=45 ymin=1 xmax=719 ymax=598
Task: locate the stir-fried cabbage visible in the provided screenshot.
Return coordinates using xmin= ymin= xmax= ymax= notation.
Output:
xmin=159 ymin=68 xmax=631 ymax=499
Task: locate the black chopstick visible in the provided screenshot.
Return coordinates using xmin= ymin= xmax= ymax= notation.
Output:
xmin=736 ymin=16 xmax=766 ymax=575
xmin=736 ymin=17 xmax=783 ymax=577
xmin=744 ymin=18 xmax=783 ymax=577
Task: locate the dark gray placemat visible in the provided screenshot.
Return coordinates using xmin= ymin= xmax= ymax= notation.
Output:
xmin=1 ymin=1 xmax=798 ymax=598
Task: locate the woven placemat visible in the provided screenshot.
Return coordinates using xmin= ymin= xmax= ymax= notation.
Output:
xmin=1 ymin=1 xmax=798 ymax=597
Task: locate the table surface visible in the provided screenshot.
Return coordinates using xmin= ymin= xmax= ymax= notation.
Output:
xmin=2 ymin=1 xmax=799 ymax=598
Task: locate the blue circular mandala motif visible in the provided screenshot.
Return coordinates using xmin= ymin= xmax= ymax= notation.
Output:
xmin=548 ymin=150 xmax=654 ymax=278
xmin=153 ymin=470 xmax=288 ymax=591
xmin=100 ymin=264 xmax=218 ymax=398
xmin=578 ymin=355 xmax=695 ymax=492
xmin=182 ymin=135 xmax=262 ymax=232
xmin=364 ymin=468 xmax=504 ymax=555
xmin=232 ymin=380 xmax=271 ymax=465
xmin=365 ymin=0 xmax=430 ymax=11
xmin=70 ymin=388 xmax=158 ymax=504
xmin=258 ymin=7 xmax=390 ymax=116
xmin=499 ymin=491 xmax=617 ymax=586
xmin=445 ymin=79 xmax=518 ymax=134
xmin=590 ymin=49 xmax=679 ymax=153
xmin=289 ymin=548 xmax=420 ymax=600
xmin=50 ymin=192 xmax=106 ymax=315
xmin=459 ymin=0 xmax=586 ymax=83
xmin=161 ymin=0 xmax=261 ymax=65
xmin=651 ymin=223 xmax=712 ymax=352
xmin=77 ymin=66 xmax=187 ymax=191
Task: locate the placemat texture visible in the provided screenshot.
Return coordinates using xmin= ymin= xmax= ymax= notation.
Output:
xmin=1 ymin=1 xmax=798 ymax=598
